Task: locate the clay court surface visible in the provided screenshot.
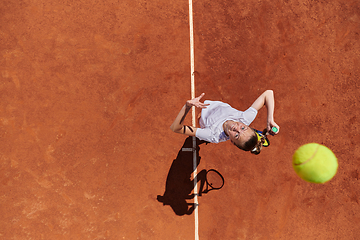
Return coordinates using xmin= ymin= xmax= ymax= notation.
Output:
xmin=1 ymin=0 xmax=360 ymax=239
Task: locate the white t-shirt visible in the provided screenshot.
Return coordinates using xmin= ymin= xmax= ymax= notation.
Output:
xmin=195 ymin=100 xmax=258 ymax=143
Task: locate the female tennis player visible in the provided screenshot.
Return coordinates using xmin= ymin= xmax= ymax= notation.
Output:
xmin=170 ymin=90 xmax=279 ymax=154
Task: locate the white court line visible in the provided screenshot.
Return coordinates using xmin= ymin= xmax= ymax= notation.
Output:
xmin=188 ymin=0 xmax=199 ymax=239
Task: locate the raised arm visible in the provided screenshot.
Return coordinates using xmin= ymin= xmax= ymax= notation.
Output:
xmin=170 ymin=93 xmax=209 ymax=136
xmin=251 ymin=90 xmax=280 ymax=134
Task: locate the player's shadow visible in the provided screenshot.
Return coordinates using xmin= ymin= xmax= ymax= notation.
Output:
xmin=157 ymin=137 xmax=212 ymax=216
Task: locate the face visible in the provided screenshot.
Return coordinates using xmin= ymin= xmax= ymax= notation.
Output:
xmin=223 ymin=120 xmax=254 ymax=147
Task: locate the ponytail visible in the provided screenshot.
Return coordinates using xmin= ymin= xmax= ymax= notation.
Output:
xmin=250 ymin=136 xmax=266 ymax=155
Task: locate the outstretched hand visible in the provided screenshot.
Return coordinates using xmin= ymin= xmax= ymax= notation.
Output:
xmin=186 ymin=93 xmax=209 ymax=109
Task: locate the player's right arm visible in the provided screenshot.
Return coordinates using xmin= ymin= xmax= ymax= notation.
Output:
xmin=251 ymin=90 xmax=280 ymax=134
xmin=170 ymin=93 xmax=209 ymax=137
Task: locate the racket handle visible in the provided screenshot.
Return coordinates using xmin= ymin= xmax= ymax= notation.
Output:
xmin=271 ymin=127 xmax=278 ymax=134
xmin=263 ymin=127 xmax=278 ymax=136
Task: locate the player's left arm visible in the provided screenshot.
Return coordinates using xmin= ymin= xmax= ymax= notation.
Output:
xmin=170 ymin=93 xmax=209 ymax=137
xmin=170 ymin=104 xmax=198 ymax=136
xmin=251 ymin=90 xmax=280 ymax=134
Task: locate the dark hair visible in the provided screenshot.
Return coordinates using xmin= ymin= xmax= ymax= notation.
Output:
xmin=233 ymin=128 xmax=265 ymax=155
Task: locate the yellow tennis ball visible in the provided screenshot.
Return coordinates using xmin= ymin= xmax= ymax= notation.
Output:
xmin=292 ymin=143 xmax=338 ymax=184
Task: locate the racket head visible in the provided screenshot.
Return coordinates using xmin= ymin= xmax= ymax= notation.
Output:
xmin=205 ymin=169 xmax=224 ymax=190
xmin=255 ymin=129 xmax=270 ymax=147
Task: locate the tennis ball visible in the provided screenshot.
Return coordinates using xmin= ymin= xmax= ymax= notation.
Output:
xmin=292 ymin=143 xmax=338 ymax=184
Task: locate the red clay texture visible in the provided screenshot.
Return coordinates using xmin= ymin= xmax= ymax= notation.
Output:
xmin=1 ymin=0 xmax=359 ymax=239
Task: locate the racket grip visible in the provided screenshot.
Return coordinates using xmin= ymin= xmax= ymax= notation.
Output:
xmin=263 ymin=127 xmax=278 ymax=136
xmin=271 ymin=127 xmax=278 ymax=134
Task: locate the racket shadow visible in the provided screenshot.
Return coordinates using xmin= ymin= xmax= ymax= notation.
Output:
xmin=157 ymin=137 xmax=224 ymax=216
xmin=197 ymin=169 xmax=225 ymax=196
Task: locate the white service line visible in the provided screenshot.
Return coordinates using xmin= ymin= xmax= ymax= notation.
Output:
xmin=188 ymin=0 xmax=199 ymax=239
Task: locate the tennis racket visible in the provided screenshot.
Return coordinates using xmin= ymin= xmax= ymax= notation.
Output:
xmin=254 ymin=126 xmax=278 ymax=148
xmin=254 ymin=129 xmax=270 ymax=147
